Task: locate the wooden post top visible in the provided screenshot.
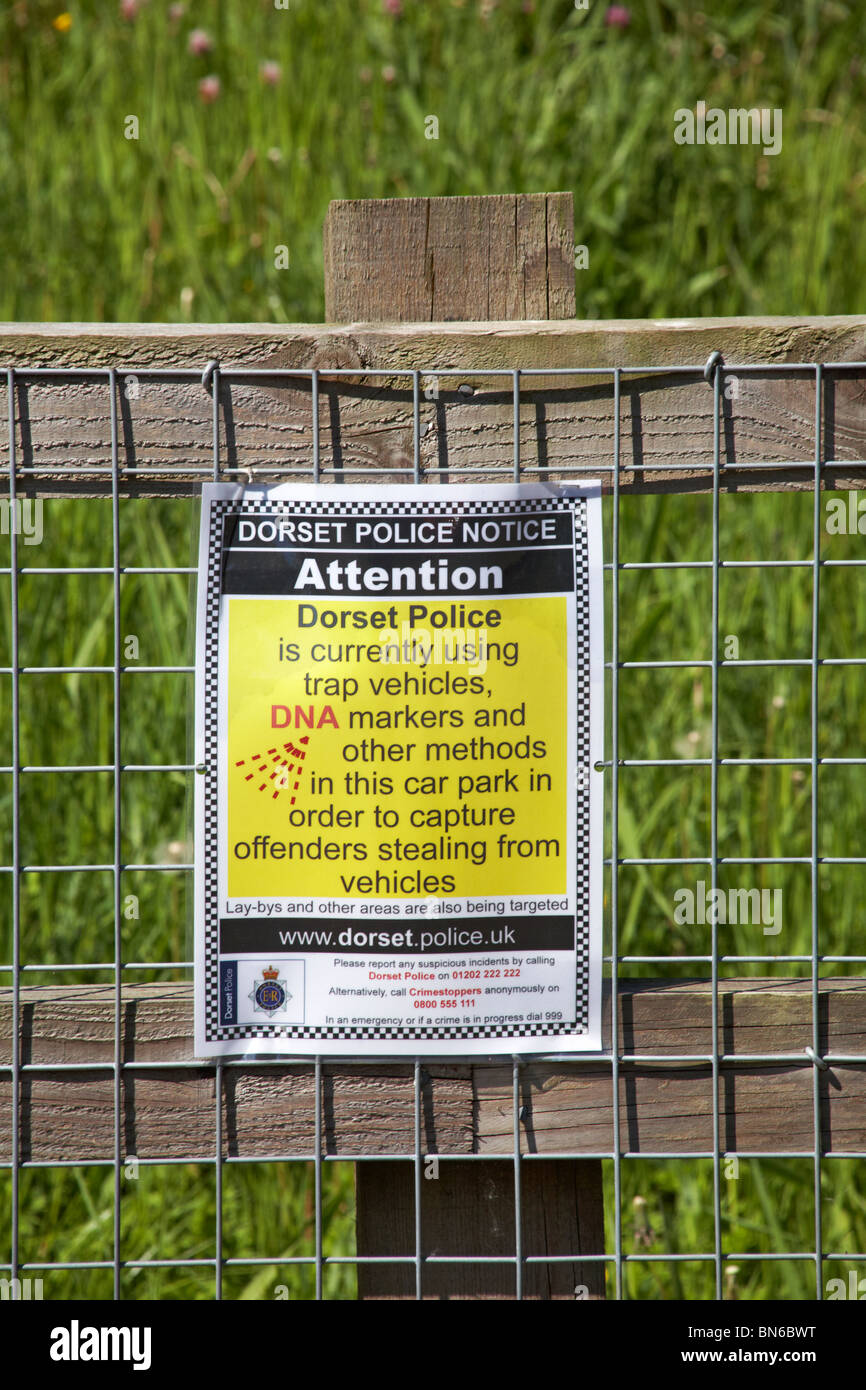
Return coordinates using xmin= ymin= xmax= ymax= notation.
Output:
xmin=322 ymin=193 xmax=575 ymax=324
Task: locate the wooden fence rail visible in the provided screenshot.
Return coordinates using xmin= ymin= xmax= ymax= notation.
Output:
xmin=2 ymin=980 xmax=864 ymax=1164
xmin=2 ymin=317 xmax=866 ymax=498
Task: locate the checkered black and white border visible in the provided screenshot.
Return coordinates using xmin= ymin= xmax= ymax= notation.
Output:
xmin=233 ymin=496 xmax=568 ymax=517
xmin=202 ymin=492 xmax=592 ymax=1043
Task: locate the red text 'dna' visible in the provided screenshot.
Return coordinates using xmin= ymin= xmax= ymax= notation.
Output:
xmin=271 ymin=704 xmax=339 ymax=730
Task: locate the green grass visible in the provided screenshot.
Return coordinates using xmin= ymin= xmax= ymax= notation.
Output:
xmin=2 ymin=1 xmax=866 ymax=323
xmin=2 ymin=0 xmax=866 ymax=1300
xmin=13 ymin=1159 xmax=357 ymax=1301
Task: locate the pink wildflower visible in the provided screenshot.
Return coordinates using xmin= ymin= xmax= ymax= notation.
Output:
xmin=197 ymin=74 xmax=221 ymax=103
xmin=605 ymin=5 xmax=630 ymax=28
xmin=259 ymin=60 xmax=281 ymax=86
xmin=188 ymin=27 xmax=213 ymax=55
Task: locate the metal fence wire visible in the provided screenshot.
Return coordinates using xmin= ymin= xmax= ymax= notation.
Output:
xmin=1 ymin=355 xmax=865 ymax=1301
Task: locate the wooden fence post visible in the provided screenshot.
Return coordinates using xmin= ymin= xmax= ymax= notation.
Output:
xmin=323 ymin=193 xmax=575 ymax=323
xmin=323 ymin=192 xmax=604 ymax=1300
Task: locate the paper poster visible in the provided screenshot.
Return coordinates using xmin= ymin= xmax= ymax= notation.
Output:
xmin=194 ymin=482 xmax=603 ymax=1055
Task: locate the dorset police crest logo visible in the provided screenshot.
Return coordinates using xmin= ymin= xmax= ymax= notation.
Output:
xmin=250 ymin=965 xmax=290 ymax=1017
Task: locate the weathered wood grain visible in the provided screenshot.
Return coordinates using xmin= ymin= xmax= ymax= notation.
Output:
xmin=356 ymin=1159 xmax=605 ymax=1300
xmin=323 ymin=194 xmax=576 ymax=322
xmin=2 ymin=981 xmax=862 ymax=1162
xmin=2 ymin=318 xmax=866 ymax=497
xmin=477 ymin=1063 xmax=866 ymax=1156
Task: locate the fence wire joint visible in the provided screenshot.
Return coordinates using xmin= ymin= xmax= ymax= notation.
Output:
xmin=703 ymin=350 xmax=724 ymax=386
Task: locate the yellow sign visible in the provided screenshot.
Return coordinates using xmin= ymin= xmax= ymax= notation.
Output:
xmin=195 ymin=483 xmax=603 ymax=1056
xmin=226 ymin=596 xmax=568 ymax=901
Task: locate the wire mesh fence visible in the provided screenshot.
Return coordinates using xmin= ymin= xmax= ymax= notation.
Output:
xmin=2 ymin=354 xmax=865 ymax=1301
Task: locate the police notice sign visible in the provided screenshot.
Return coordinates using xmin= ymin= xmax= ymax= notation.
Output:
xmin=194 ymin=483 xmax=603 ymax=1055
